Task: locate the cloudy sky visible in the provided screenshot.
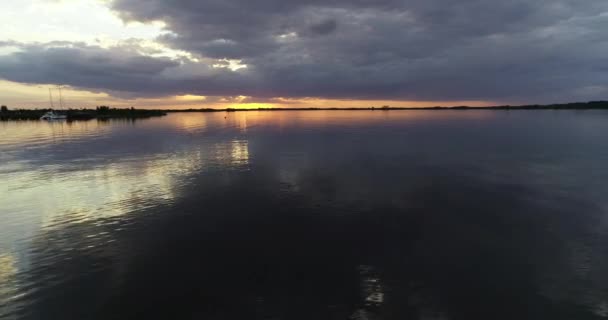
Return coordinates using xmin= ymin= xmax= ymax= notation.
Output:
xmin=0 ymin=0 xmax=607 ymax=109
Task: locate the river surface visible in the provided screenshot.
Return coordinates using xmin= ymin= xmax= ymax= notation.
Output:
xmin=1 ymin=110 xmax=608 ymax=319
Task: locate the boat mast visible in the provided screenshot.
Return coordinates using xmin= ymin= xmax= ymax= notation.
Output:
xmin=49 ymin=88 xmax=55 ymax=109
xmin=58 ymin=86 xmax=64 ymax=110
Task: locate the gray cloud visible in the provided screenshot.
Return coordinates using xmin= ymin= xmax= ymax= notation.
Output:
xmin=0 ymin=42 xmax=261 ymax=98
xmin=308 ymin=20 xmax=338 ymax=36
xmin=1 ymin=0 xmax=608 ymax=103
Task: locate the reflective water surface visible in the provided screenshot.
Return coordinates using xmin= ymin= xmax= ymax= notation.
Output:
xmin=2 ymin=110 xmax=608 ymax=319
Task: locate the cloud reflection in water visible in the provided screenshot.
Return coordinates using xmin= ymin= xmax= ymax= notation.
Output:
xmin=2 ymin=111 xmax=608 ymax=319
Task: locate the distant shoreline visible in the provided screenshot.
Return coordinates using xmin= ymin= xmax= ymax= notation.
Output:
xmin=165 ymin=101 xmax=608 ymax=113
xmin=0 ymin=107 xmax=166 ymax=121
xmin=1 ymin=101 xmax=607 ymax=120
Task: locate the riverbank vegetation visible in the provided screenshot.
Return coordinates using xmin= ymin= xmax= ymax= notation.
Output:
xmin=0 ymin=106 xmax=166 ymax=121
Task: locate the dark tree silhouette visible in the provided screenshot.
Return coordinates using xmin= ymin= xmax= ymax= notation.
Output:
xmin=96 ymin=106 xmax=110 ymax=114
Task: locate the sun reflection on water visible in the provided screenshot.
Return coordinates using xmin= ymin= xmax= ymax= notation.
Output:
xmin=0 ymin=253 xmax=18 ymax=314
xmin=0 ymin=115 xmax=256 ymax=289
xmin=3 ymin=111 xmax=608 ymax=319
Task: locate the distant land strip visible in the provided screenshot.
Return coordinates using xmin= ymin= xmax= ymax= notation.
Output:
xmin=1 ymin=101 xmax=607 ymax=120
xmin=167 ymin=100 xmax=608 ymax=112
xmin=0 ymin=106 xmax=166 ymax=121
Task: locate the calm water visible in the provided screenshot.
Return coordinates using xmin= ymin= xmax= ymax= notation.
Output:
xmin=1 ymin=110 xmax=608 ymax=319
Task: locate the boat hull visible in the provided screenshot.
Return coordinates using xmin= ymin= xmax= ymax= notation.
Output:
xmin=40 ymin=112 xmax=67 ymax=121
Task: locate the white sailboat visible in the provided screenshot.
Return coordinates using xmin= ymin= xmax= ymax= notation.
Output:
xmin=40 ymin=87 xmax=67 ymax=120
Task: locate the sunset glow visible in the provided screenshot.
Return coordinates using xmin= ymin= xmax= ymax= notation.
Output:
xmin=1 ymin=0 xmax=606 ymax=108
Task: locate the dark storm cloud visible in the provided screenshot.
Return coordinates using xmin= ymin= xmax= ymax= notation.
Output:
xmin=0 ymin=42 xmax=176 ymax=94
xmin=1 ymin=0 xmax=607 ymax=102
xmin=0 ymin=42 xmax=261 ymax=97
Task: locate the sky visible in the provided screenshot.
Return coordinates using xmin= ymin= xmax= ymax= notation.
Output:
xmin=0 ymin=0 xmax=607 ymax=109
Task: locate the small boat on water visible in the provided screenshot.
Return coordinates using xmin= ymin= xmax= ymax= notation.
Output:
xmin=40 ymin=111 xmax=67 ymax=120
xmin=41 ymin=87 xmax=68 ymax=121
